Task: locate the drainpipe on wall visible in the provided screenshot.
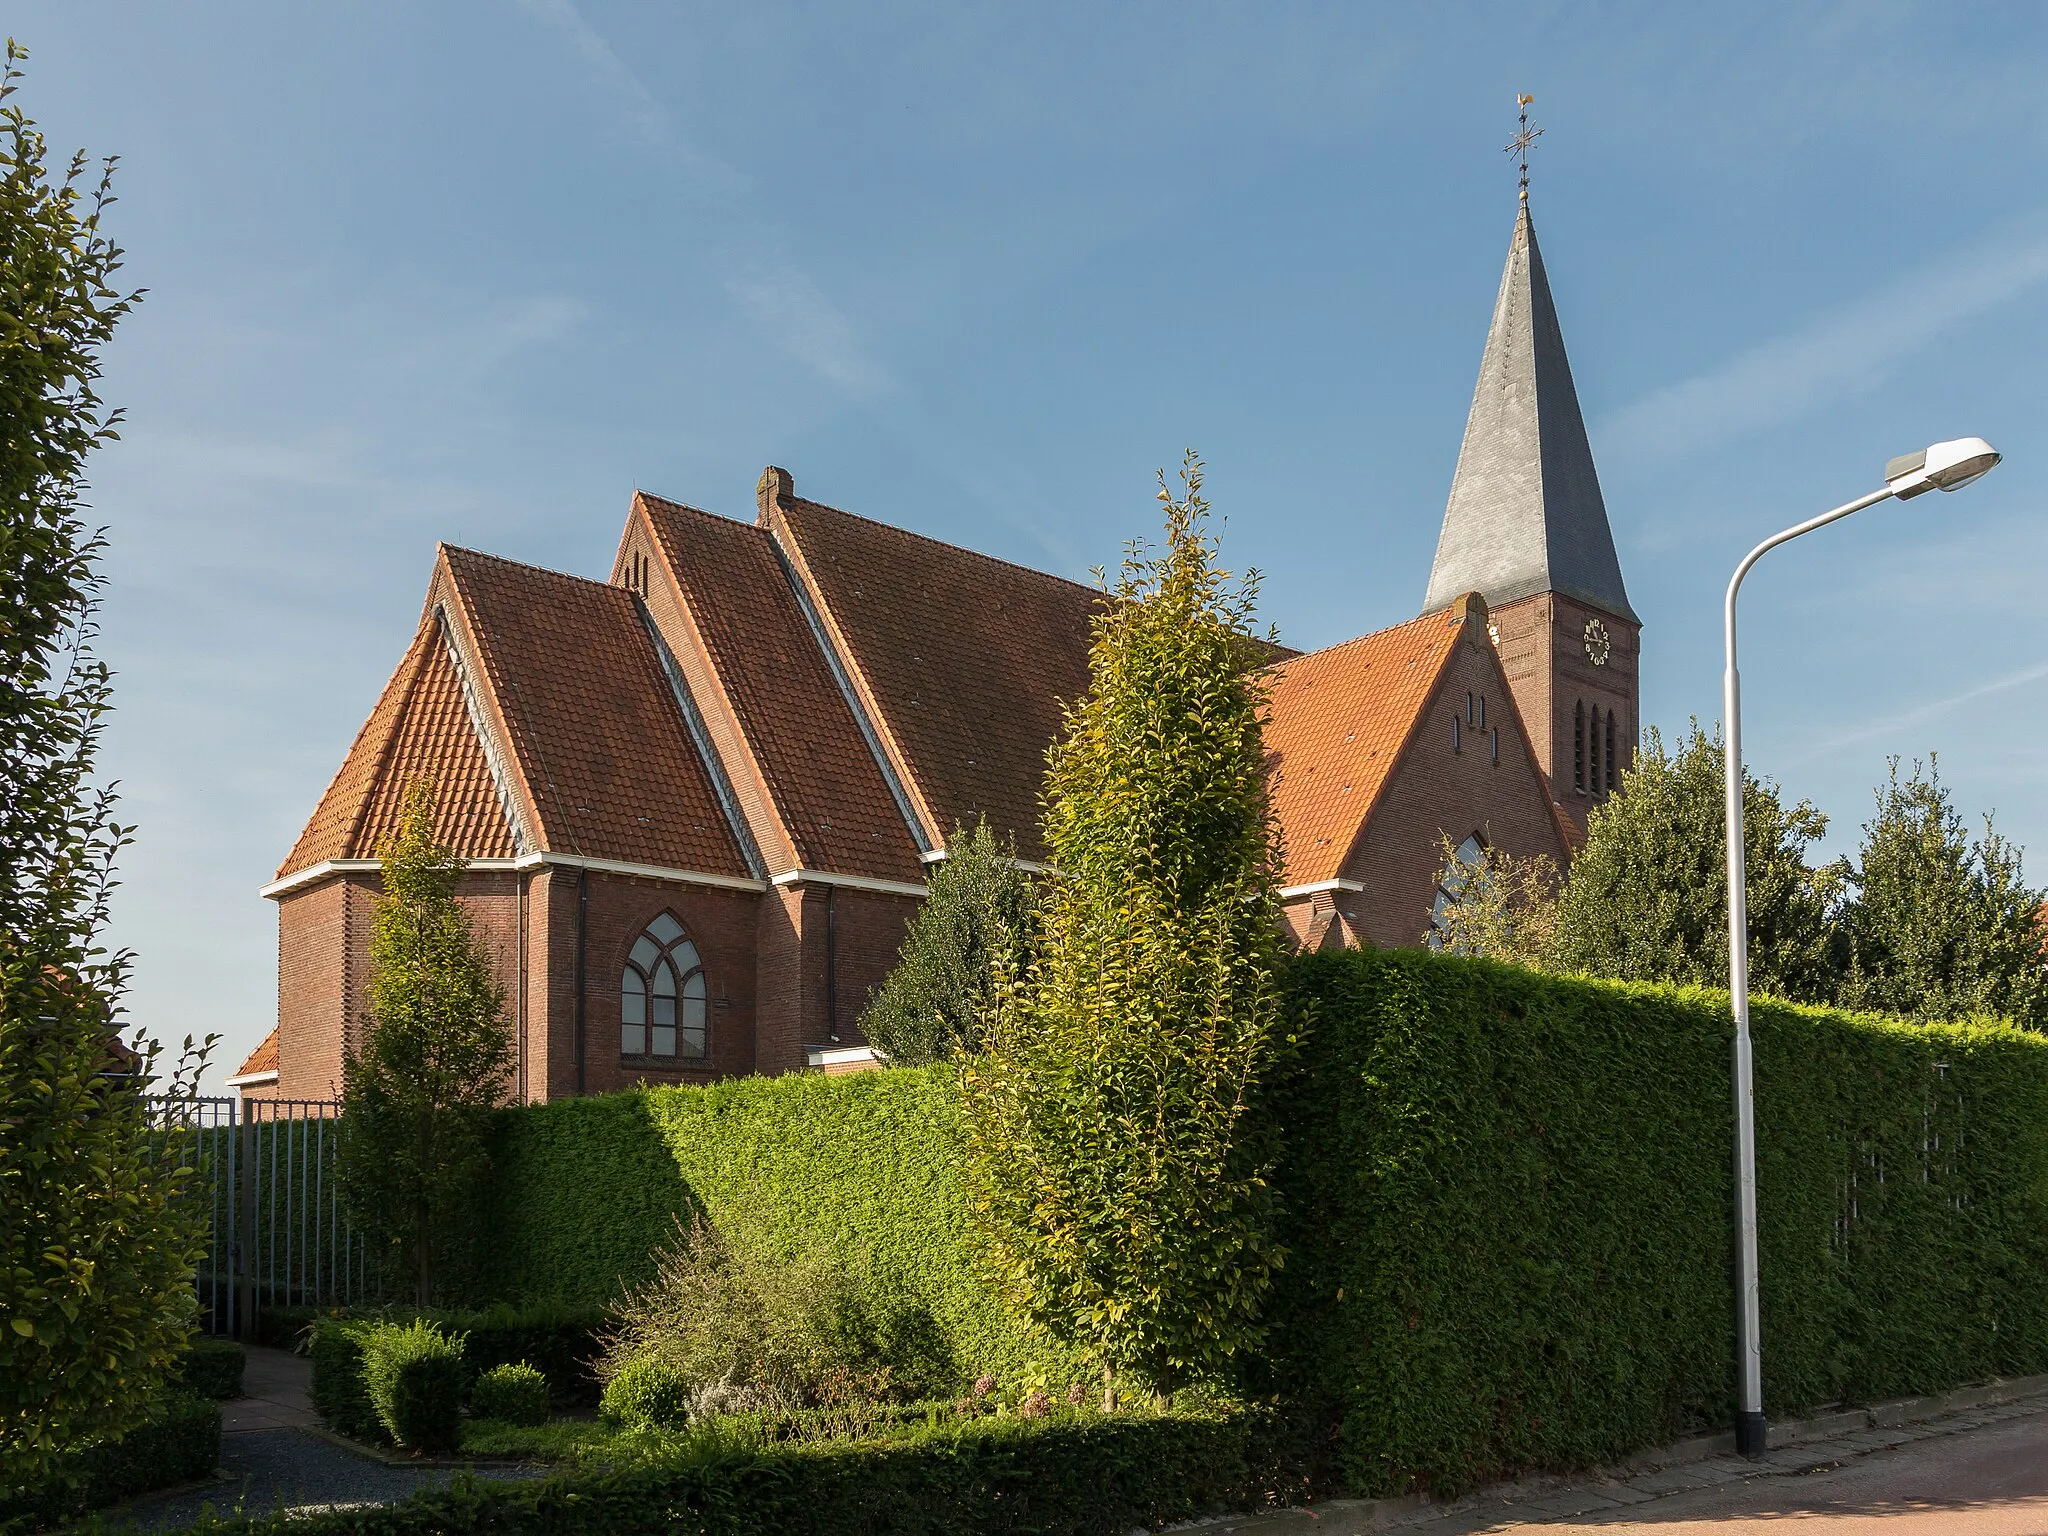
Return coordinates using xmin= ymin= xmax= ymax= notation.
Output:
xmin=825 ymin=884 xmax=839 ymax=1043
xmin=573 ymin=868 xmax=589 ymax=1096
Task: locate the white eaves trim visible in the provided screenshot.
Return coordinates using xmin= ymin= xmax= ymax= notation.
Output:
xmin=919 ymin=848 xmax=1057 ymax=876
xmin=224 ymin=1069 xmax=279 ymax=1089
xmin=805 ymin=1044 xmax=881 ymax=1070
xmin=770 ymin=868 xmax=928 ymax=899
xmin=261 ymin=852 xmax=768 ymax=901
xmin=1278 ymin=878 xmax=1366 ymax=901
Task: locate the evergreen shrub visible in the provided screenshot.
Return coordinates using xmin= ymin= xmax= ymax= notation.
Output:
xmin=308 ymin=1320 xmax=380 ymax=1442
xmin=175 ymin=1337 xmax=246 ymax=1400
xmin=1 ymin=1391 xmax=220 ymax=1528
xmin=599 ymin=1358 xmax=693 ymax=1431
xmin=359 ymin=1321 xmax=466 ymax=1454
xmin=175 ymin=1405 xmax=1322 ymax=1536
xmin=1267 ymin=947 xmax=2048 ymax=1495
xmin=470 ymin=1363 xmax=549 ymax=1427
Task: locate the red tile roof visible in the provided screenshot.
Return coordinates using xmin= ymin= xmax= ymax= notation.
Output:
xmin=637 ymin=496 xmax=925 ymax=882
xmin=438 ymin=546 xmax=754 ymax=877
xmin=232 ymin=1027 xmax=279 ymax=1080
xmin=771 ymin=496 xmax=1106 ymax=864
xmin=278 ymin=620 xmax=515 ymax=875
xmin=1263 ymin=609 xmax=1463 ymax=886
xmin=277 ymin=546 xmax=754 ymax=883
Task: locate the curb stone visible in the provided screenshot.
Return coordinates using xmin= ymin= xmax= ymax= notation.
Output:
xmin=1169 ymin=1373 xmax=2048 ymax=1535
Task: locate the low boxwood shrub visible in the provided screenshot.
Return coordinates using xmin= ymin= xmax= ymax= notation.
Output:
xmin=2 ymin=1391 xmax=221 ymax=1528
xmin=361 ymin=1321 xmax=467 ymax=1454
xmin=256 ymin=1305 xmax=325 ymax=1350
xmin=599 ymin=1357 xmax=692 ymax=1430
xmin=299 ymin=1301 xmax=605 ymax=1409
xmin=176 ymin=1336 xmax=246 ymax=1400
xmin=180 ymin=1404 xmax=1325 ymax=1536
xmin=471 ymin=1362 xmax=550 ymax=1428
xmin=308 ymin=1319 xmax=382 ymax=1442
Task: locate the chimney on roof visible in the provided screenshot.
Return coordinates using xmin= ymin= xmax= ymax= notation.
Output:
xmin=756 ymin=466 xmax=794 ymax=523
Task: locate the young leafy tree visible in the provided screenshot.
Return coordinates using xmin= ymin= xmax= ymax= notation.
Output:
xmin=1424 ymin=833 xmax=1561 ymax=968
xmin=1838 ymin=758 xmax=2048 ymax=1027
xmin=961 ymin=455 xmax=1292 ymax=1410
xmin=338 ymin=779 xmax=514 ymax=1305
xmin=1549 ymin=722 xmax=1845 ymax=1002
xmin=0 ymin=43 xmax=214 ymax=1497
xmin=861 ymin=818 xmax=1035 ymax=1065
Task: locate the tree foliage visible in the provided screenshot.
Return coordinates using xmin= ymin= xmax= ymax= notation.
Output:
xmin=1423 ymin=833 xmax=1560 ymax=969
xmin=861 ymin=818 xmax=1035 ymax=1065
xmin=0 ymin=42 xmax=213 ymax=1497
xmin=960 ymin=456 xmax=1293 ymax=1406
xmin=1549 ymin=722 xmax=1843 ymax=1003
xmin=338 ymin=779 xmax=513 ymax=1306
xmin=1838 ymin=758 xmax=2048 ymax=1027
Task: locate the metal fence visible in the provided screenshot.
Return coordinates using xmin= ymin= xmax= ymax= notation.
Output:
xmin=148 ymin=1095 xmax=371 ymax=1338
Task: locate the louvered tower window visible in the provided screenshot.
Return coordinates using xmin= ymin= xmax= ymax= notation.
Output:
xmin=621 ymin=911 xmax=708 ymax=1059
xmin=1574 ymin=701 xmax=1586 ymax=792
xmin=1605 ymin=711 xmax=1618 ymax=793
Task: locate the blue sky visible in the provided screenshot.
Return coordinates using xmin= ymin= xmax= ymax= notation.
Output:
xmin=13 ymin=3 xmax=2048 ymax=1088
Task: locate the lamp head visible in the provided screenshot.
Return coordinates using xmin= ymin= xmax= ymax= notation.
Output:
xmin=1886 ymin=437 xmax=2002 ymax=500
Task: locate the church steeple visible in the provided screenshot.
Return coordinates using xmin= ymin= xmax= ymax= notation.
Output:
xmin=1425 ymin=171 xmax=1639 ymax=835
xmin=1423 ymin=201 xmax=1635 ymax=623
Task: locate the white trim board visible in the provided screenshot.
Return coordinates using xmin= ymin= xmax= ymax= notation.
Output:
xmin=770 ymin=868 xmax=928 ymax=898
xmin=1278 ymin=878 xmax=1366 ymax=901
xmin=262 ymin=852 xmax=768 ymax=900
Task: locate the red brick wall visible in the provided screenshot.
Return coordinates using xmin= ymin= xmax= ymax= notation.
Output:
xmin=555 ymin=873 xmax=761 ymax=1097
xmin=274 ymin=879 xmax=350 ymax=1100
xmin=823 ymin=887 xmax=918 ymax=1049
xmin=271 ymin=867 xmax=914 ymax=1098
xmin=1489 ymin=591 xmax=1639 ymax=839
xmin=1323 ymin=621 xmax=1571 ymax=950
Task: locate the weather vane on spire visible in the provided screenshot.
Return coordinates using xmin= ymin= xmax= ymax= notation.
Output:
xmin=1505 ymin=93 xmax=1541 ymax=201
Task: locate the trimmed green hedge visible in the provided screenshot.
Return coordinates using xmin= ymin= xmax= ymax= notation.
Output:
xmin=176 ymin=1337 xmax=246 ymax=1400
xmin=469 ymin=949 xmax=2048 ymax=1502
xmin=2 ymin=1391 xmax=221 ymax=1528
xmin=180 ymin=1405 xmax=1323 ymax=1536
xmin=482 ymin=1070 xmax=1085 ymax=1389
xmin=1266 ymin=949 xmax=2048 ymax=1495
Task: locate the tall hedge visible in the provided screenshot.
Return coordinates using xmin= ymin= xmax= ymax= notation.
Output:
xmin=1268 ymin=948 xmax=2048 ymax=1495
xmin=474 ymin=951 xmax=2048 ymax=1497
xmin=481 ymin=1068 xmax=1083 ymax=1389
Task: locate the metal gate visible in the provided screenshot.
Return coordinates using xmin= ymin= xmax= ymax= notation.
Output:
xmin=150 ymin=1095 xmax=372 ymax=1337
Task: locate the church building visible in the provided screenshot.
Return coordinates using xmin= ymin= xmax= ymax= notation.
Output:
xmin=232 ymin=197 xmax=1638 ymax=1102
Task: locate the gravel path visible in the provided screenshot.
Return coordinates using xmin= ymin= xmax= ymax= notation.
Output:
xmin=119 ymin=1428 xmax=549 ymax=1531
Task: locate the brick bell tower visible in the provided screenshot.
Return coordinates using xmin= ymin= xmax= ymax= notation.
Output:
xmin=1422 ymin=196 xmax=1638 ymax=838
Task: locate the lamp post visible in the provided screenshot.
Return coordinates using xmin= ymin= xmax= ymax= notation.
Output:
xmin=1722 ymin=436 xmax=2001 ymax=1459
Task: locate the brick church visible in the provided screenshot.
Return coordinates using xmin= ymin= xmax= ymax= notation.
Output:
xmin=230 ymin=199 xmax=1639 ymax=1102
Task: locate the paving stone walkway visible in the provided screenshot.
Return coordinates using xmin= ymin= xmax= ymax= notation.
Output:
xmin=119 ymin=1346 xmax=546 ymax=1531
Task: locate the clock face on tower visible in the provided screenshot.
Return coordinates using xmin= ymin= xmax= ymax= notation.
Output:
xmin=1584 ymin=617 xmax=1611 ymax=667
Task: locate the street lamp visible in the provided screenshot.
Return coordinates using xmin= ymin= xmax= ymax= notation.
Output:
xmin=1722 ymin=436 xmax=2001 ymax=1459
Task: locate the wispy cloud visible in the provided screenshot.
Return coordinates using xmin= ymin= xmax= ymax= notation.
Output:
xmin=512 ymin=0 xmax=671 ymax=144
xmin=727 ymin=264 xmax=890 ymax=397
xmin=1801 ymin=655 xmax=2048 ymax=758
xmin=1601 ymin=227 xmax=2048 ymax=463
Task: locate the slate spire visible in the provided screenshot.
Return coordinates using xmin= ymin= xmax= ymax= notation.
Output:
xmin=1423 ymin=202 xmax=1635 ymax=622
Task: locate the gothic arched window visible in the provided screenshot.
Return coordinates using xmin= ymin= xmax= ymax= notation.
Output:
xmin=621 ymin=911 xmax=707 ymax=1060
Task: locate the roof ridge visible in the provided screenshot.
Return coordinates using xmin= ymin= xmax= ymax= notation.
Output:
xmin=783 ymin=495 xmax=1104 ymax=600
xmin=438 ymin=542 xmax=642 ymax=600
xmin=1270 ymin=605 xmax=1455 ymax=670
